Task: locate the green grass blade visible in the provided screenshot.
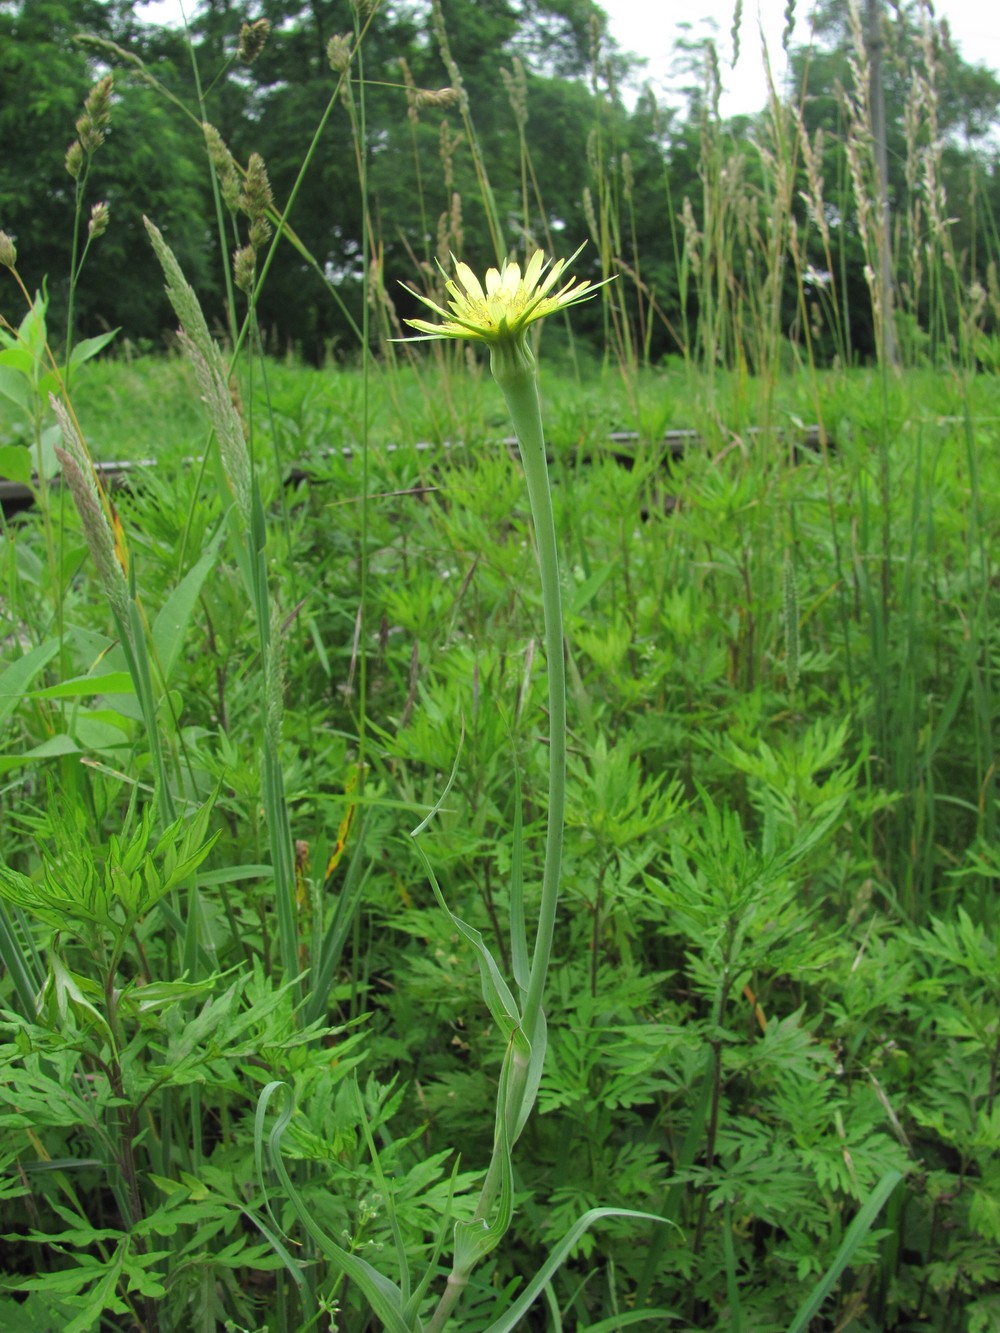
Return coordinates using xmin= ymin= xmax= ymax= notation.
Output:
xmin=0 ymin=901 xmax=42 ymax=1016
xmin=255 ymin=1080 xmax=413 ymax=1333
xmin=787 ymin=1169 xmax=904 ymax=1333
xmin=480 ymin=1208 xmax=675 ymax=1333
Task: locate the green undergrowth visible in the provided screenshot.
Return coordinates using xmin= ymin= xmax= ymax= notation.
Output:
xmin=0 ymin=345 xmax=998 ymax=1331
xmin=4 ymin=351 xmax=998 ymax=468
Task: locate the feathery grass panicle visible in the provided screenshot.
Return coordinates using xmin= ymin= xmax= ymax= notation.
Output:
xmin=781 ymin=0 xmax=796 ymax=51
xmin=730 ymin=0 xmax=743 ymax=66
xmin=50 ymin=395 xmax=130 ymax=627
xmin=144 ymin=217 xmax=252 ymax=526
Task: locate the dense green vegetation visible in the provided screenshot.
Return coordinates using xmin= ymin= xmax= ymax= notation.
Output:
xmin=2 ymin=0 xmax=999 ymax=361
xmin=0 ymin=0 xmax=999 ymax=1330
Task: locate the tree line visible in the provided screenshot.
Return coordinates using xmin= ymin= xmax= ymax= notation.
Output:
xmin=1 ymin=0 xmax=998 ymax=366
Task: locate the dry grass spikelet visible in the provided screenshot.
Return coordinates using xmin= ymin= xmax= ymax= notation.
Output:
xmin=399 ymin=57 xmax=419 ymax=123
xmin=240 ymin=153 xmax=274 ymax=252
xmin=681 ymin=196 xmax=702 ymax=276
xmin=75 ymin=75 xmax=113 ymax=155
xmin=448 ymin=190 xmax=463 ymax=256
xmin=435 ymin=210 xmax=450 ymax=274
xmin=414 ymin=87 xmax=460 ymax=112
xmin=439 ymin=120 xmax=458 ymax=193
xmin=621 ymin=151 xmax=634 ymax=201
xmin=500 ymin=57 xmax=528 ymax=130
xmin=429 ymin=0 xmax=469 ymax=112
xmin=88 ymin=201 xmax=110 ymax=240
xmin=582 ymin=186 xmax=599 ymax=247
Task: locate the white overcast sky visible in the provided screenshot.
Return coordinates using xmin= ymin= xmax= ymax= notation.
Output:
xmin=599 ymin=0 xmax=1000 ymax=116
xmin=136 ymin=0 xmax=1000 ymax=119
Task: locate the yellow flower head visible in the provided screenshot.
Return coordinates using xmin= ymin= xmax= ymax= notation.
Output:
xmin=404 ymin=245 xmax=606 ymax=375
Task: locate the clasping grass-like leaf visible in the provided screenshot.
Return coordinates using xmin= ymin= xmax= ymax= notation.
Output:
xmin=254 ymin=1079 xmax=417 ymax=1332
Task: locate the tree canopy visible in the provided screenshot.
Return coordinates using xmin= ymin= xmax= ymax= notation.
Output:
xmin=0 ymin=0 xmax=997 ymax=364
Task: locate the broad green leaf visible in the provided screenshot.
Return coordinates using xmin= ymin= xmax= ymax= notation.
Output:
xmin=69 ymin=329 xmax=119 ymax=368
xmin=118 ymin=974 xmax=224 ymax=1017
xmin=0 ymin=348 xmax=36 ymax=380
xmin=152 ymin=532 xmax=223 ymax=684
xmin=30 ymin=672 xmax=134 ymax=700
xmin=0 ymin=638 xmax=60 ymax=727
xmin=0 ymin=733 xmax=79 ymax=775
xmin=0 ymin=444 xmax=31 ymax=484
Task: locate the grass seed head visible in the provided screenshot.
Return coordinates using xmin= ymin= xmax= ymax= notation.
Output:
xmin=65 ymin=140 xmax=84 ymax=180
xmin=238 ymin=18 xmax=270 ymax=63
xmin=0 ymin=231 xmax=16 ymax=268
xmin=202 ymin=123 xmax=241 ymax=213
xmin=233 ymin=244 xmax=256 ymax=294
xmin=240 ymin=153 xmax=274 ymax=224
xmin=51 ymin=395 xmax=129 ymax=625
xmin=75 ymin=75 xmax=113 ymax=155
xmin=88 ymin=201 xmax=110 ymax=240
xmin=414 ymin=87 xmax=460 ymax=112
xmin=327 ymin=33 xmax=352 ymax=74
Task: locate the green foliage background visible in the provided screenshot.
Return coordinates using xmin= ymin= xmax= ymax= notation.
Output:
xmin=0 ymin=1 xmax=1000 ymax=1330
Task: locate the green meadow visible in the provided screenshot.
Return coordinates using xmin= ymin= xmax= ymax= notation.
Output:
xmin=1 ymin=1 xmax=999 ymax=1330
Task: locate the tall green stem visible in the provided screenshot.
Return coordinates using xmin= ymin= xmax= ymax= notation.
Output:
xmin=490 ymin=343 xmax=565 ymax=1051
xmin=425 ymin=344 xmax=565 ymax=1333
